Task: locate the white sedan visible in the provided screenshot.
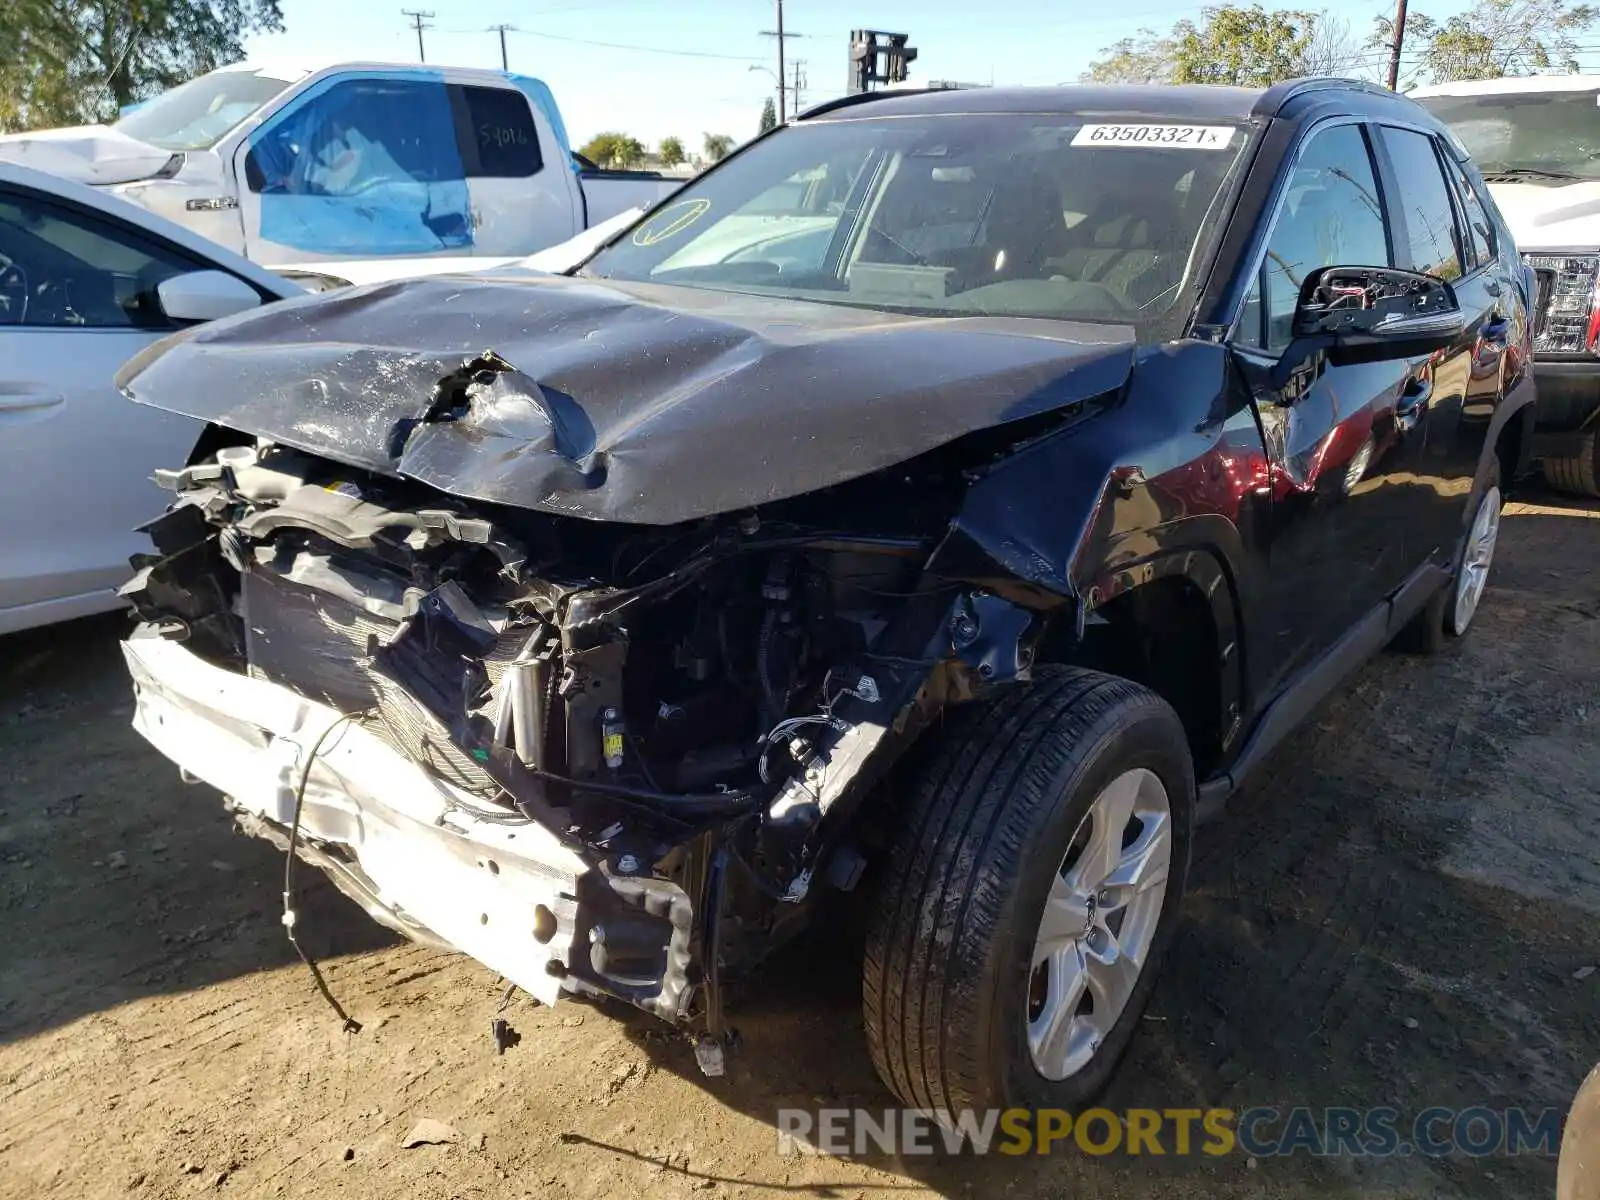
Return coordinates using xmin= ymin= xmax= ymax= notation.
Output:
xmin=0 ymin=161 xmax=638 ymax=636
xmin=0 ymin=160 xmax=299 ymax=635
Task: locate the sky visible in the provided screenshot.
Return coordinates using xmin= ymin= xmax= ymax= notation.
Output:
xmin=242 ymin=0 xmax=1490 ymax=150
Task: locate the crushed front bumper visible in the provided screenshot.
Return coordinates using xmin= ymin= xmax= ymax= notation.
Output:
xmin=123 ymin=633 xmax=590 ymax=1005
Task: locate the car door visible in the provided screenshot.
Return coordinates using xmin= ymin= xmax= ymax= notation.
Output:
xmin=0 ymin=187 xmax=211 ymax=632
xmin=1230 ymin=120 xmax=1435 ymax=693
xmin=446 ymin=80 xmax=583 ymax=256
xmin=1372 ymin=124 xmax=1505 ymax=566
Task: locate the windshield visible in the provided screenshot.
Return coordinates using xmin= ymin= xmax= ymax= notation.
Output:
xmin=113 ymin=71 xmax=292 ymax=152
xmin=582 ymin=114 xmax=1251 ymax=329
xmin=1417 ymin=91 xmax=1600 ymax=181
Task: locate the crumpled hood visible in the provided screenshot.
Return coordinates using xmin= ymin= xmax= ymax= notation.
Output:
xmin=117 ymin=272 xmax=1135 ymax=525
xmin=0 ymin=124 xmax=176 ymax=185
xmin=1483 ymin=179 xmax=1600 ymax=250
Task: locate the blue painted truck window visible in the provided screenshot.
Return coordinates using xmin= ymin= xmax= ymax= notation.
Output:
xmin=243 ymin=73 xmax=473 ymax=256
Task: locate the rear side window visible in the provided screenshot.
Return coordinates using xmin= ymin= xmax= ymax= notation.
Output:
xmin=1379 ymin=127 xmax=1464 ymax=280
xmin=1446 ymin=156 xmax=1496 ymax=269
xmin=450 ymin=85 xmax=542 ymax=177
xmin=1239 ymin=122 xmax=1392 ymax=354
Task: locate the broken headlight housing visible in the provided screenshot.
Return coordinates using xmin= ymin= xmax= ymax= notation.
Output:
xmin=1523 ymin=251 xmax=1600 ymax=355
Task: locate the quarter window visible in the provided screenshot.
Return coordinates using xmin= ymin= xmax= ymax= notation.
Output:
xmin=0 ymin=191 xmax=200 ymax=329
xmin=1239 ymin=123 xmax=1391 ymax=354
xmin=1379 ymin=127 xmax=1465 ymax=281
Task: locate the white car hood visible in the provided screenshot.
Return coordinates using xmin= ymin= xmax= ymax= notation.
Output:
xmin=1486 ymin=180 xmax=1600 ymax=251
xmin=0 ymin=124 xmax=175 ymax=186
xmin=274 ymin=206 xmax=644 ymax=290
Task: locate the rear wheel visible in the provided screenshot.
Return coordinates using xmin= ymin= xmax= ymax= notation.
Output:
xmin=1543 ymin=431 xmax=1600 ymax=498
xmin=1393 ymin=457 xmax=1502 ymax=654
xmin=862 ymin=667 xmax=1194 ymax=1111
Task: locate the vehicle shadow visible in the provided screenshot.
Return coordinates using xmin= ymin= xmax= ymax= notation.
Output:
xmin=0 ymin=613 xmax=399 ymax=1045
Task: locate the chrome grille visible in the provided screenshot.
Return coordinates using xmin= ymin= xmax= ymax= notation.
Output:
xmin=1522 ymin=252 xmax=1600 ymax=354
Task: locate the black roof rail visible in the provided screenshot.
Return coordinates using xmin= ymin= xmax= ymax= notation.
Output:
xmin=794 ymin=87 xmax=945 ymax=121
xmin=1252 ymin=75 xmax=1400 ymax=117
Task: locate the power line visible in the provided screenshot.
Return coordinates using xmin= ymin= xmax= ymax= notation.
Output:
xmin=477 ymin=27 xmax=764 ymax=62
xmin=401 ymin=9 xmax=434 ymax=62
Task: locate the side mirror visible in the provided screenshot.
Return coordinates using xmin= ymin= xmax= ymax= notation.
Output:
xmin=156 ymin=270 xmax=264 ymax=323
xmin=1269 ymin=265 xmax=1465 ymax=390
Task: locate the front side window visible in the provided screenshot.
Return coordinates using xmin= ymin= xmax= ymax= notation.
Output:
xmin=244 ymin=78 xmax=463 ymax=197
xmin=113 ymin=71 xmax=292 ymax=152
xmin=1239 ymin=123 xmax=1391 ymax=354
xmin=0 ymin=191 xmax=199 ymax=329
xmin=1380 ymin=127 xmax=1465 ymax=281
xmin=583 ymin=114 xmax=1253 ymax=333
xmin=242 ymin=76 xmax=474 ymax=255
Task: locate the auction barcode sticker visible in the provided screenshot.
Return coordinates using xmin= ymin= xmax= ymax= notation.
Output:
xmin=1071 ymin=124 xmax=1236 ymax=149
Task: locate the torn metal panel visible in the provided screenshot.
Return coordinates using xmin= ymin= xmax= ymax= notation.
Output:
xmin=116 ymin=273 xmax=1135 ymax=525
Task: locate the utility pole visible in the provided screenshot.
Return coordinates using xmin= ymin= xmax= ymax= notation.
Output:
xmin=490 ymin=23 xmax=513 ymax=71
xmin=402 ymin=9 xmax=434 ymax=62
xmin=759 ymin=0 xmax=800 ymax=123
xmin=1386 ymin=0 xmax=1409 ymax=91
xmin=791 ymin=59 xmax=806 ymax=115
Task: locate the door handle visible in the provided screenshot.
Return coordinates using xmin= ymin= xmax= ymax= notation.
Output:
xmin=0 ymin=391 xmax=65 ymax=414
xmin=1396 ymin=375 xmax=1431 ymax=433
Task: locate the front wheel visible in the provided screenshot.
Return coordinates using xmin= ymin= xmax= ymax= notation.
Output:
xmin=862 ymin=667 xmax=1195 ymax=1112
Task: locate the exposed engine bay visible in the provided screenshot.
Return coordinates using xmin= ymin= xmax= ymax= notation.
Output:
xmin=122 ymin=433 xmax=1055 ymax=1052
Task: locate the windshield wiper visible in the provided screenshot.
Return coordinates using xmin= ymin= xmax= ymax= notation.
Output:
xmin=1481 ymin=167 xmax=1587 ymax=183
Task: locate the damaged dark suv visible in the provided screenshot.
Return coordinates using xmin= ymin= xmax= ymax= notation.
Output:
xmin=116 ymin=81 xmax=1534 ymax=1111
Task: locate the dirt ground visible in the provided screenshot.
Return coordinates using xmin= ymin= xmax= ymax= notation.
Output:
xmin=2 ymin=487 xmax=1597 ymax=1200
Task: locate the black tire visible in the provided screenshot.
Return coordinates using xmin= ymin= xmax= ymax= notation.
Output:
xmin=1543 ymin=431 xmax=1600 ymax=498
xmin=862 ymin=666 xmax=1194 ymax=1113
xmin=1392 ymin=455 xmax=1502 ymax=655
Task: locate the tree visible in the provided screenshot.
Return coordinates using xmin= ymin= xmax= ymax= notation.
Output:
xmin=1372 ymin=0 xmax=1598 ymax=85
xmin=1170 ymin=5 xmax=1319 ymax=86
xmin=1 ymin=0 xmax=285 ymax=132
xmin=580 ymin=131 xmax=646 ymax=169
xmin=1083 ymin=5 xmax=1334 ymax=88
xmin=658 ymin=135 xmax=686 ymax=169
xmin=703 ymin=132 xmax=735 ymax=162
xmin=1081 ymin=30 xmax=1178 ymax=84
xmin=758 ymin=96 xmax=778 ymax=135
xmin=1300 ymin=13 xmax=1369 ymax=78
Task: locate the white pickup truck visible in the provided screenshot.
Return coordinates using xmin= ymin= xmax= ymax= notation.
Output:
xmin=1414 ymin=75 xmax=1600 ymax=495
xmin=0 ymin=60 xmax=678 ymax=268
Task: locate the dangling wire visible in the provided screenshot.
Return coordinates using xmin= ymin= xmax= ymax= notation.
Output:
xmin=283 ymin=710 xmax=371 ymax=1035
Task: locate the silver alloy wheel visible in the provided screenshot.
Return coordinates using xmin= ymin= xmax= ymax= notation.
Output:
xmin=1450 ymin=484 xmax=1501 ymax=635
xmin=1026 ymin=767 xmax=1172 ymax=1082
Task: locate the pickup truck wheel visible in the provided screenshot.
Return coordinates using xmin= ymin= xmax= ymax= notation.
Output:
xmin=862 ymin=667 xmax=1194 ymax=1112
xmin=1393 ymin=457 xmax=1502 ymax=654
xmin=1543 ymin=431 xmax=1600 ymax=498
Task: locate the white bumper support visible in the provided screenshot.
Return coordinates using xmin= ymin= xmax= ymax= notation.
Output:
xmin=122 ymin=635 xmax=588 ymax=1004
